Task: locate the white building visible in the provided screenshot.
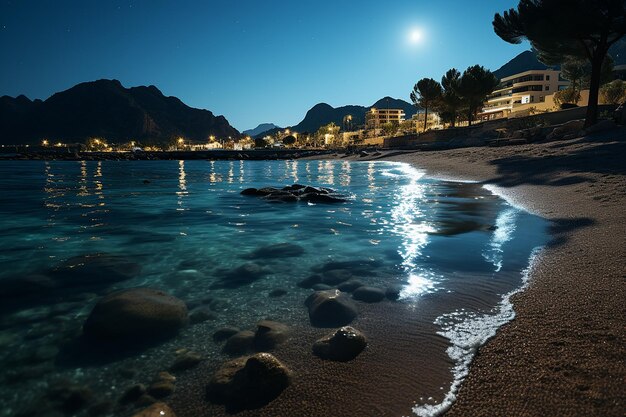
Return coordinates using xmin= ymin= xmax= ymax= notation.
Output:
xmin=481 ymin=69 xmax=570 ymax=120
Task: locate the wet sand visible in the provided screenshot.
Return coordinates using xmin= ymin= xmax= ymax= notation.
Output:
xmin=353 ymin=130 xmax=626 ymax=416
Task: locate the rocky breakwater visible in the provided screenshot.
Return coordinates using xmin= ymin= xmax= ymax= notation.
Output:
xmin=241 ymin=184 xmax=349 ymax=203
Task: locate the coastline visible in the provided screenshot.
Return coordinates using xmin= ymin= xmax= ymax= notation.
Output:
xmin=371 ymin=131 xmax=626 ymax=416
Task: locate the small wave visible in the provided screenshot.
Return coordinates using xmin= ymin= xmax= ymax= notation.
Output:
xmin=412 ymin=246 xmax=544 ymax=417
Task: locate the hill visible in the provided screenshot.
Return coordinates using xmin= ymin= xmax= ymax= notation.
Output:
xmin=242 ymin=123 xmax=281 ymax=137
xmin=0 ymin=79 xmax=239 ymax=145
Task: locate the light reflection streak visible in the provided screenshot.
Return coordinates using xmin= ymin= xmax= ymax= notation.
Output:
xmin=209 ymin=161 xmax=221 ymax=183
xmin=367 ymin=162 xmax=376 ymax=190
xmin=482 ymin=208 xmax=518 ymax=272
xmin=317 ymin=160 xmax=335 ymax=185
xmin=286 ymin=160 xmax=299 ymax=183
xmin=340 ymin=161 xmax=351 ymax=186
xmin=227 ymin=161 xmax=234 ymax=184
xmin=177 ymin=160 xmax=188 ymax=211
xmin=239 ymin=160 xmax=245 ymax=183
xmin=78 ymin=161 xmax=88 ymax=196
xmin=94 ymin=161 xmax=103 ymax=198
xmin=387 ymin=163 xmax=436 ymax=298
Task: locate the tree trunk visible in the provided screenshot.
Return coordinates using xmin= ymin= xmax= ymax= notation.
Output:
xmin=467 ymin=106 xmax=473 ymax=127
xmin=585 ymin=46 xmax=609 ymax=128
xmin=423 ymin=107 xmax=428 ymax=132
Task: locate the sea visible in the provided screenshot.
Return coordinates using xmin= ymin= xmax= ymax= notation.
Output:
xmin=0 ymin=159 xmax=548 ymax=417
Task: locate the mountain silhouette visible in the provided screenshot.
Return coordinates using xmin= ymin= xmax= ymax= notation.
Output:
xmin=242 ymin=123 xmax=281 ymax=137
xmin=0 ymin=79 xmax=239 ymax=145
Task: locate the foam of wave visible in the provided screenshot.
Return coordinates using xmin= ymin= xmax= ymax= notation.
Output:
xmin=412 ymin=246 xmax=544 ymax=417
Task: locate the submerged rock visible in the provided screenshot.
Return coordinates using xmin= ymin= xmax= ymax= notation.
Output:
xmin=337 ymin=279 xmax=365 ymax=293
xmin=147 ymin=381 xmax=175 ymax=399
xmin=313 ymin=326 xmax=367 ymax=361
xmin=207 ymin=353 xmax=291 ymax=410
xmin=83 ymin=288 xmax=188 ymax=342
xmin=213 ymin=327 xmax=240 ymax=343
xmin=49 ymin=253 xmax=141 ymax=287
xmin=352 ymin=286 xmax=386 ymax=303
xmin=297 ymin=274 xmax=322 ymax=289
xmin=211 ymin=263 xmax=269 ymax=289
xmin=305 ymin=290 xmax=358 ymax=327
xmin=254 ymin=320 xmax=290 ymax=351
xmin=169 ymin=351 xmax=203 ymax=372
xmin=385 ymin=284 xmax=403 ymax=301
xmin=223 ymin=330 xmax=255 ymax=355
xmin=321 ymin=269 xmax=353 ymax=285
xmin=311 ymin=283 xmax=333 ymax=291
xmin=242 ymin=243 xmax=305 ymax=259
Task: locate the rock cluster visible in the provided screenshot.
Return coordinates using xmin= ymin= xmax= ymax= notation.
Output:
xmin=241 ymin=184 xmax=348 ymax=203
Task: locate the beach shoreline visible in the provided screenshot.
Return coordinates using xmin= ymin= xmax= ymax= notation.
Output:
xmin=368 ymin=131 xmax=626 ymax=416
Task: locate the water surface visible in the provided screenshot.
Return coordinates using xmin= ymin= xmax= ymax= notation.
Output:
xmin=0 ymin=160 xmax=548 ymax=417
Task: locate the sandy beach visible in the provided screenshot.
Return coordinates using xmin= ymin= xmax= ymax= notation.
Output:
xmin=348 ymin=129 xmax=626 ymax=416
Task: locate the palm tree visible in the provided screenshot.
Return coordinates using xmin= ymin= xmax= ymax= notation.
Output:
xmin=454 ymin=65 xmax=499 ymax=126
xmin=410 ymin=78 xmax=442 ymax=132
xmin=493 ymin=0 xmax=626 ymax=127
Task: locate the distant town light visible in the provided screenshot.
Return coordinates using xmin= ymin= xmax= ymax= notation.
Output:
xmin=177 ymin=138 xmax=184 ymax=144
xmin=42 ymin=139 xmax=49 ymax=146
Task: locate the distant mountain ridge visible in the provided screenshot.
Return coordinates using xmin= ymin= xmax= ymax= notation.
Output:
xmin=0 ymin=79 xmax=239 ymax=145
xmin=242 ymin=123 xmax=281 ymax=137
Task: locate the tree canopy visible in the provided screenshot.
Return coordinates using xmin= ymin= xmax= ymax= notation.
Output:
xmin=493 ymin=0 xmax=626 ymax=127
xmin=411 ymin=78 xmax=442 ymax=132
xmin=454 ymin=65 xmax=499 ymax=126
xmin=436 ymin=68 xmax=463 ymax=127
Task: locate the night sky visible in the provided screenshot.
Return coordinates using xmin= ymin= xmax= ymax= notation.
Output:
xmin=0 ymin=0 xmax=529 ymax=130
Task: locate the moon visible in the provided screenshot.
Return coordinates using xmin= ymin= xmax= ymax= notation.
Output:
xmin=409 ymin=29 xmax=423 ymax=44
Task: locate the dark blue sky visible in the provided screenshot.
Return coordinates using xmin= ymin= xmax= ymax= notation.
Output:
xmin=0 ymin=0 xmax=528 ymax=130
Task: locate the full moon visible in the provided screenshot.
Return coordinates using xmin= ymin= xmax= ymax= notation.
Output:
xmin=409 ymin=29 xmax=423 ymax=44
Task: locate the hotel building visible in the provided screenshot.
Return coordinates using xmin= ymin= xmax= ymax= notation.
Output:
xmin=365 ymin=108 xmax=406 ymax=130
xmin=481 ymin=69 xmax=570 ymax=120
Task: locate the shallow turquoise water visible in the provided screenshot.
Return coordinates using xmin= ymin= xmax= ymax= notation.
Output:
xmin=0 ymin=160 xmax=548 ymax=416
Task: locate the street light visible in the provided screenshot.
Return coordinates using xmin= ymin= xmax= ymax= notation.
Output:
xmin=42 ymin=139 xmax=49 ymax=146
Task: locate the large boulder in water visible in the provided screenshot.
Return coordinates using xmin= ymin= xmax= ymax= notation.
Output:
xmin=305 ymin=289 xmax=357 ymax=327
xmin=83 ymin=288 xmax=188 ymax=341
xmin=313 ymin=326 xmax=367 ymax=361
xmin=207 ymin=353 xmax=291 ymax=410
